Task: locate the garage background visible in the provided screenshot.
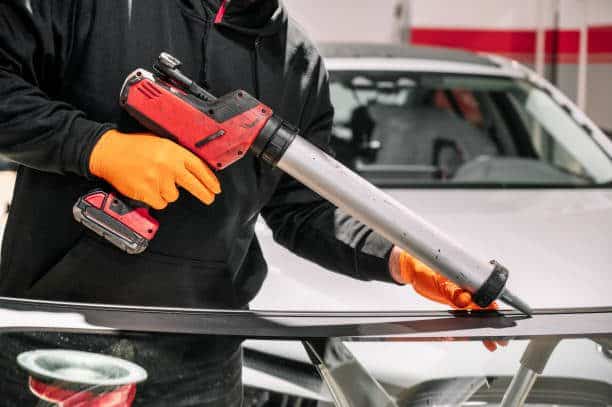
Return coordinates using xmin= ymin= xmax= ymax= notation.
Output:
xmin=284 ymin=0 xmax=612 ymax=133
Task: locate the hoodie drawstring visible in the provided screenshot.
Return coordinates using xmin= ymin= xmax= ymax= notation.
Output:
xmin=214 ymin=0 xmax=229 ymax=23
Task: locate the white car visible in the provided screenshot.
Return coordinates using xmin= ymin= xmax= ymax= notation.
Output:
xmin=244 ymin=43 xmax=612 ymax=405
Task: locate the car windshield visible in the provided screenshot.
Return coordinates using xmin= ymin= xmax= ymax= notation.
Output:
xmin=329 ymin=71 xmax=612 ymax=188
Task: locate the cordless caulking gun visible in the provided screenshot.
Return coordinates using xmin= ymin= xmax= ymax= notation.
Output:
xmin=73 ymin=52 xmax=532 ymax=315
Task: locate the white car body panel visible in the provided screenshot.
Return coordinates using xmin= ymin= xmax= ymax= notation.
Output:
xmin=252 ymin=189 xmax=612 ymax=312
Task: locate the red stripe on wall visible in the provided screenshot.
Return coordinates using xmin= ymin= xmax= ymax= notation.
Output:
xmin=411 ymin=26 xmax=612 ymax=64
xmin=411 ymin=28 xmax=537 ymax=54
xmin=545 ymin=30 xmax=579 ymax=54
xmin=589 ymin=25 xmax=612 ymax=53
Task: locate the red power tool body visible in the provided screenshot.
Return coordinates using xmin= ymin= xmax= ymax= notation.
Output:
xmin=73 ymin=53 xmax=283 ymax=254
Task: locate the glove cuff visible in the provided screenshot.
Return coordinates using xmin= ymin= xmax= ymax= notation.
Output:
xmin=398 ymin=251 xmax=418 ymax=285
xmin=88 ymin=129 xmax=123 ymax=178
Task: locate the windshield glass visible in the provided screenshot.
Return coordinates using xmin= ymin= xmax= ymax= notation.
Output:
xmin=329 ymin=71 xmax=612 ymax=187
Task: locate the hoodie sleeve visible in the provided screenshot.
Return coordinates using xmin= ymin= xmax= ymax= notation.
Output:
xmin=0 ymin=0 xmax=114 ymax=176
xmin=261 ymin=47 xmax=396 ymax=283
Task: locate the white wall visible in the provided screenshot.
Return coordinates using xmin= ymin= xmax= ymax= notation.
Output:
xmin=283 ymin=0 xmax=399 ymax=43
xmin=410 ymin=0 xmax=545 ymax=29
xmin=560 ymin=0 xmax=612 ymax=27
xmin=411 ymin=0 xmax=612 ymax=29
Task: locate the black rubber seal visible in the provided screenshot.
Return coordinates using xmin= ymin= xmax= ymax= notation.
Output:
xmin=251 ymin=115 xmax=297 ymax=166
xmin=472 ymin=261 xmax=509 ymax=308
xmin=251 ymin=115 xmax=281 ymax=158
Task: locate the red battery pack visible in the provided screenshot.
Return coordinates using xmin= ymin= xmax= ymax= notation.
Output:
xmin=73 ymin=190 xmax=159 ymax=254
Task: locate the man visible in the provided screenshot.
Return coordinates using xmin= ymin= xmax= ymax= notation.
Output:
xmin=0 ymin=0 xmax=497 ymax=405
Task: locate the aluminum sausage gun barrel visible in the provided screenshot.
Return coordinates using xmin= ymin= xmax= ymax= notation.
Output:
xmin=121 ymin=52 xmax=532 ymax=315
xmin=251 ymin=120 xmax=532 ymax=315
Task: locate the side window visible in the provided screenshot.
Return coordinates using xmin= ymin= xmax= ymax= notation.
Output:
xmin=506 ymin=91 xmax=589 ymax=178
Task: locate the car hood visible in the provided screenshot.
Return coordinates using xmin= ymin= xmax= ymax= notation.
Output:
xmin=253 ymin=188 xmax=612 ymax=311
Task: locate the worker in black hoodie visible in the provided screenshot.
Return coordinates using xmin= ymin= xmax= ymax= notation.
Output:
xmin=0 ymin=0 xmax=496 ymax=405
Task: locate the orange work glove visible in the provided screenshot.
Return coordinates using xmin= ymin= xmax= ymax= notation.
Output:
xmin=396 ymin=250 xmax=491 ymax=309
xmin=391 ymin=248 xmax=507 ymax=351
xmin=89 ymin=130 xmax=221 ymax=210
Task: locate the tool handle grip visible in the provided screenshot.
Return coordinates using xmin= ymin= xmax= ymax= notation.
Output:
xmin=120 ymin=69 xmax=273 ymax=170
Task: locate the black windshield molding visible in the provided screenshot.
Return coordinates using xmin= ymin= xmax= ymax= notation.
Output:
xmin=0 ymin=297 xmax=611 ymax=341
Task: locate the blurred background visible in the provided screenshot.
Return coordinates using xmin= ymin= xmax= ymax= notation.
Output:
xmin=284 ymin=0 xmax=612 ymax=133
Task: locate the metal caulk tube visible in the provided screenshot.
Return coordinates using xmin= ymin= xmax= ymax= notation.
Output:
xmin=253 ymin=119 xmax=532 ymax=315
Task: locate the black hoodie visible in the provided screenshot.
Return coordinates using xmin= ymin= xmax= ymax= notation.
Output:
xmin=0 ymin=0 xmax=394 ymax=308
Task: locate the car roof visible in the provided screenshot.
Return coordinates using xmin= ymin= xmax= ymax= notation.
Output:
xmin=319 ymin=43 xmax=499 ymax=67
xmin=318 ymin=43 xmax=523 ymax=78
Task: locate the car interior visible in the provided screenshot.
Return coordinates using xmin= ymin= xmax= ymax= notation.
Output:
xmin=329 ymin=73 xmax=593 ymax=187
